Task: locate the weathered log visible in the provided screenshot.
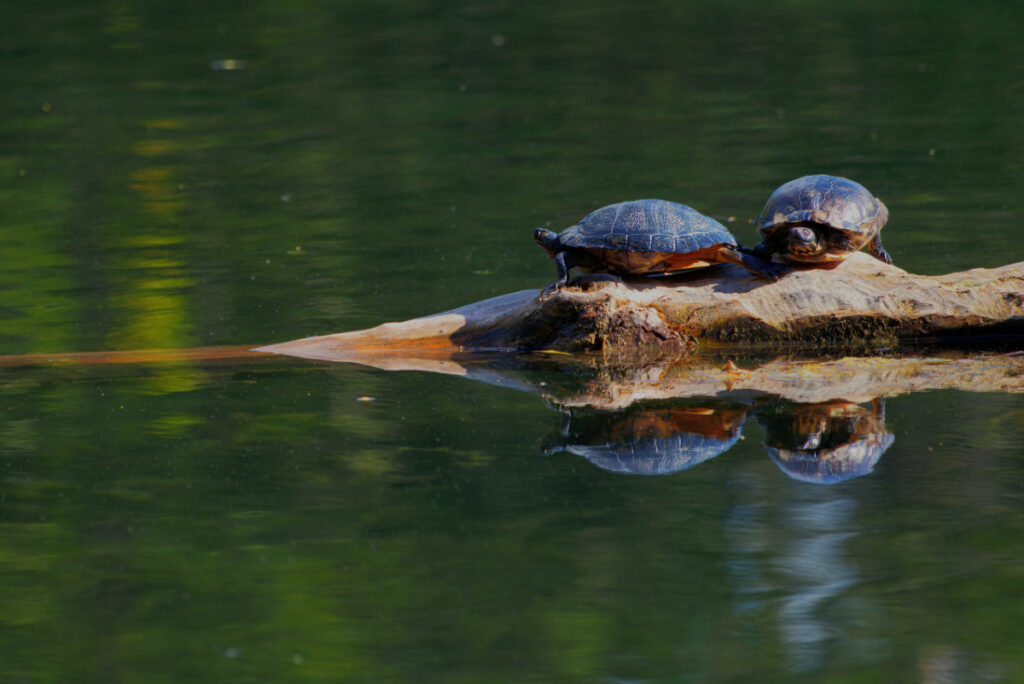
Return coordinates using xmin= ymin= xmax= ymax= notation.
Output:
xmin=258 ymin=253 xmax=1024 ymax=362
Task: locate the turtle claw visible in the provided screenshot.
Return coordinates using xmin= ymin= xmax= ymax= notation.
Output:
xmin=539 ymin=281 xmax=563 ymax=299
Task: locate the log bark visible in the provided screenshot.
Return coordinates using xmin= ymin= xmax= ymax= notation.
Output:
xmin=258 ymin=253 xmax=1024 ymax=363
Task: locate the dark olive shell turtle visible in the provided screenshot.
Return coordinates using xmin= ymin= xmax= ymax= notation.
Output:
xmin=748 ymin=174 xmax=892 ymax=267
xmin=535 ymin=199 xmax=783 ymax=286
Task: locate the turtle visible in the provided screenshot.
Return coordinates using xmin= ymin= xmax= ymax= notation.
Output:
xmin=757 ymin=398 xmax=893 ymax=484
xmin=746 ymin=174 xmax=892 ymax=267
xmin=534 ymin=199 xmax=785 ymax=287
xmin=545 ymin=404 xmax=747 ymax=476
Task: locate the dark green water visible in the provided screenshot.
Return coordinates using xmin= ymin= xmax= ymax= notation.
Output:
xmin=3 ymin=1 xmax=1024 ymax=681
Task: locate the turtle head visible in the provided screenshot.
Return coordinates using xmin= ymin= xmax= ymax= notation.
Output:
xmin=534 ymin=228 xmax=560 ymax=256
xmin=783 ymin=225 xmax=827 ymax=261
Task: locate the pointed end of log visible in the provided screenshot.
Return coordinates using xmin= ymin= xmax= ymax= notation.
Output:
xmin=255 ymin=288 xmax=544 ymax=362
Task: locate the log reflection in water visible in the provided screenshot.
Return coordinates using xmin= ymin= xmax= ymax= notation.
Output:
xmin=300 ymin=351 xmax=1024 ymax=407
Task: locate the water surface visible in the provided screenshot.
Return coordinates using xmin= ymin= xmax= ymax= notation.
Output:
xmin=2 ymin=1 xmax=1024 ymax=681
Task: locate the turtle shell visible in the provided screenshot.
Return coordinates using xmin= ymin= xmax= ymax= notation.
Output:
xmin=754 ymin=175 xmax=888 ymax=250
xmin=567 ymin=429 xmax=740 ymax=476
xmin=758 ymin=399 xmax=893 ymax=484
xmin=766 ymin=433 xmax=894 ymax=485
xmin=551 ymin=405 xmax=746 ymax=476
xmin=557 ymin=199 xmax=737 ymax=274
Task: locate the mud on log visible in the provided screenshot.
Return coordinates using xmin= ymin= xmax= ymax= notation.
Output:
xmin=258 ymin=253 xmax=1024 ymax=361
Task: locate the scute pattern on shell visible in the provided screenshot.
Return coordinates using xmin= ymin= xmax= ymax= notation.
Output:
xmin=755 ymin=175 xmax=885 ymax=240
xmin=766 ymin=432 xmax=894 ymax=485
xmin=568 ymin=430 xmax=741 ymax=476
xmin=560 ymin=199 xmax=737 ymax=254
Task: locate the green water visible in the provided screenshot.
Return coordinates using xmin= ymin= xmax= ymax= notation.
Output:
xmin=2 ymin=1 xmax=1024 ymax=681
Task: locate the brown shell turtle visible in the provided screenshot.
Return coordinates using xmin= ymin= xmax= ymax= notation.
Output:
xmin=534 ymin=199 xmax=784 ymax=286
xmin=757 ymin=398 xmax=893 ymax=484
xmin=747 ymin=174 xmax=893 ymax=267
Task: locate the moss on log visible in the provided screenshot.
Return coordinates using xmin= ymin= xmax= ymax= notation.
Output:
xmin=259 ymin=253 xmax=1024 ymax=362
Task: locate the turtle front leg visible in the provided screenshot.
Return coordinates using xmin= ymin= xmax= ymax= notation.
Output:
xmin=871 ymin=397 xmax=886 ymax=421
xmin=541 ymin=250 xmax=581 ymax=296
xmin=554 ymin=250 xmax=580 ymax=286
xmin=544 ymin=249 xmax=585 ymax=294
xmin=716 ymin=245 xmax=788 ymax=281
xmin=867 ymin=235 xmax=893 ymax=265
xmin=738 ymin=240 xmax=774 ymax=262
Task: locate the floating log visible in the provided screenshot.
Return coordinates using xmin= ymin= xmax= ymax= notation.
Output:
xmin=258 ymin=253 xmax=1024 ymax=362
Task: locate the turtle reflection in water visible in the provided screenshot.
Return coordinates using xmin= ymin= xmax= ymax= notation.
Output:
xmin=547 ymin=404 xmax=748 ymax=476
xmin=757 ymin=399 xmax=893 ymax=484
